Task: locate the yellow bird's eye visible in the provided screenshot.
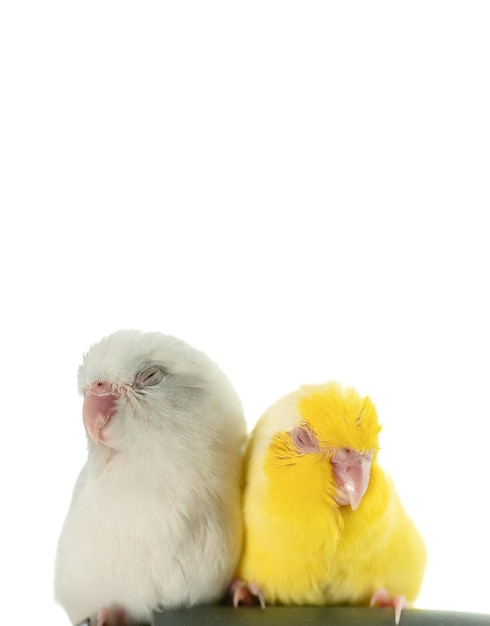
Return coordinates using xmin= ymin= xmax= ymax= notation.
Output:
xmin=292 ymin=425 xmax=320 ymax=454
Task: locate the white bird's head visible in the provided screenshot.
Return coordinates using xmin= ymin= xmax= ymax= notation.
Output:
xmin=78 ymin=329 xmax=245 ymax=453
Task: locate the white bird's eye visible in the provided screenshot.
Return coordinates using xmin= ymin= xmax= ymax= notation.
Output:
xmin=134 ymin=366 xmax=164 ymax=390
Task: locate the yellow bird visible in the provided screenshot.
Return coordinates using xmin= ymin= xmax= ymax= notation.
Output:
xmin=233 ymin=381 xmax=427 ymax=624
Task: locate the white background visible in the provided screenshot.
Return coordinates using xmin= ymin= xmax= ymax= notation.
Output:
xmin=1 ymin=2 xmax=489 ymax=623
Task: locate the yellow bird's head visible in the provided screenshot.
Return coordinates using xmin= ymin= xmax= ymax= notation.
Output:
xmin=257 ymin=381 xmax=382 ymax=512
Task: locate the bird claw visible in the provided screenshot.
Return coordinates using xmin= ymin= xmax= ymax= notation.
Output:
xmin=230 ymin=579 xmax=266 ymax=609
xmin=370 ymin=589 xmax=407 ymax=625
xmin=96 ymin=607 xmax=110 ymax=626
xmin=91 ymin=606 xmax=132 ymax=626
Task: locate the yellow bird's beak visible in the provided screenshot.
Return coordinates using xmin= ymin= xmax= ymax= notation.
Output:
xmin=330 ymin=449 xmax=373 ymax=511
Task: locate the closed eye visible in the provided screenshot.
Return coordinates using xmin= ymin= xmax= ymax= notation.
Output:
xmin=134 ymin=366 xmax=164 ymax=390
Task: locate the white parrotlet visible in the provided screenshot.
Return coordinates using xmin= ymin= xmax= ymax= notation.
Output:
xmin=55 ymin=329 xmax=247 ymax=626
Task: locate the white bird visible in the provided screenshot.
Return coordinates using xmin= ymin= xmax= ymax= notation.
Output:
xmin=54 ymin=329 xmax=247 ymax=626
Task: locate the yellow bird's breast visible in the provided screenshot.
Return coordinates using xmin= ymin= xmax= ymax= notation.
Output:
xmin=238 ymin=458 xmax=427 ymax=607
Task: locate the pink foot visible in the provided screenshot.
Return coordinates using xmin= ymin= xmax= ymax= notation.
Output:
xmin=95 ymin=605 xmax=133 ymax=626
xmin=370 ymin=588 xmax=407 ymax=625
xmin=230 ymin=579 xmax=266 ymax=609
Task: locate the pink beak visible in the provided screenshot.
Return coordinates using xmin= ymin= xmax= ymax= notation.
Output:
xmin=82 ymin=382 xmax=120 ymax=445
xmin=331 ymin=448 xmax=373 ymax=511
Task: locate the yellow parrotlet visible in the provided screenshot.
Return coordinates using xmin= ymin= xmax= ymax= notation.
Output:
xmin=233 ymin=381 xmax=427 ymax=624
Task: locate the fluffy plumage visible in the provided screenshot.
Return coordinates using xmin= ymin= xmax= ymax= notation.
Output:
xmin=234 ymin=381 xmax=427 ymax=624
xmin=55 ymin=329 xmax=247 ymax=626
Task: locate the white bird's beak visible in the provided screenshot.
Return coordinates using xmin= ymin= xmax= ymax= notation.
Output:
xmin=82 ymin=382 xmax=120 ymax=447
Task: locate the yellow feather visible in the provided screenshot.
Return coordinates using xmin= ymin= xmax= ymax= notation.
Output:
xmin=236 ymin=381 xmax=427 ymax=608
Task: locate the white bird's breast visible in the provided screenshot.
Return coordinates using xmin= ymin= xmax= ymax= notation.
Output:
xmin=55 ymin=446 xmax=242 ymax=624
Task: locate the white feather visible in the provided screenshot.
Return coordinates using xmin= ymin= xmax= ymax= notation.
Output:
xmin=54 ymin=329 xmax=247 ymax=625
